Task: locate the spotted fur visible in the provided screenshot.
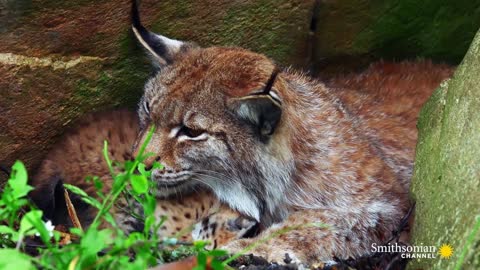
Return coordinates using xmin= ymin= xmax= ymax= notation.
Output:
xmin=29 ymin=109 xmax=254 ymax=246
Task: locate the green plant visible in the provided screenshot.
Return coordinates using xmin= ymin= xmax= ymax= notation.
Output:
xmin=193 ymin=240 xmax=228 ymax=270
xmin=0 ymin=161 xmax=51 ymax=269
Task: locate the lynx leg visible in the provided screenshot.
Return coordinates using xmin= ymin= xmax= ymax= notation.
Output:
xmin=222 ymin=208 xmax=398 ymax=265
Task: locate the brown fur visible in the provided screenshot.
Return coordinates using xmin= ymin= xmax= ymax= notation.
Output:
xmin=30 ymin=110 xmax=139 ymax=227
xmin=29 ymin=109 xmax=253 ymax=246
xmin=130 ymin=27 xmax=453 ymax=263
xmin=221 ymin=60 xmax=453 ymax=263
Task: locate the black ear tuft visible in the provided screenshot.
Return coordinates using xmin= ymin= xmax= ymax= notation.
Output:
xmin=131 ymin=0 xmax=189 ymax=68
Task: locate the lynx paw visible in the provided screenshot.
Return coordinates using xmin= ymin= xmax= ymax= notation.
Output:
xmin=222 ymin=239 xmax=303 ymax=265
xmin=269 ymin=250 xmax=302 ymax=265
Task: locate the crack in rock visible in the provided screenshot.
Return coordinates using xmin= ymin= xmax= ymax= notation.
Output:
xmin=0 ymin=53 xmax=106 ymax=70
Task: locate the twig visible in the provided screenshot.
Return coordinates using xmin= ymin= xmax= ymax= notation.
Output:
xmin=15 ymin=233 xmax=24 ymax=250
xmin=64 ymin=189 xmax=84 ymax=232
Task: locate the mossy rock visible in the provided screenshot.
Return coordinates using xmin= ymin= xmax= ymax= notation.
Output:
xmin=409 ymin=29 xmax=480 ymax=269
xmin=314 ymin=0 xmax=480 ymax=64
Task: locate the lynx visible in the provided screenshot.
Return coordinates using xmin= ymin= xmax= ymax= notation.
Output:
xmin=129 ymin=0 xmax=453 ymax=264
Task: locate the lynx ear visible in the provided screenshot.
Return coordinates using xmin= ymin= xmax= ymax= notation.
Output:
xmin=230 ymin=71 xmax=282 ymax=140
xmin=131 ymin=0 xmax=189 ymax=68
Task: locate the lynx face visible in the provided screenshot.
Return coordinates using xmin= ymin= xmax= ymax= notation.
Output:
xmin=131 ymin=3 xmax=293 ymax=225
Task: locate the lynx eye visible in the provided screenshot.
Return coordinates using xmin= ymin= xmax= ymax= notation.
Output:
xmin=177 ymin=125 xmax=207 ymax=140
xmin=178 ymin=125 xmax=204 ymax=137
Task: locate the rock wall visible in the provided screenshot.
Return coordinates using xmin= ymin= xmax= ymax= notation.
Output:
xmin=409 ymin=29 xmax=480 ymax=269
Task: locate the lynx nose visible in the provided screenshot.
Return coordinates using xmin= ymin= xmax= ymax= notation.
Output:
xmin=143 ymin=155 xmax=161 ymax=170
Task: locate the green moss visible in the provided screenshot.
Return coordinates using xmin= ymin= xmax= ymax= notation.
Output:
xmin=149 ymin=0 xmax=310 ymax=66
xmin=3 ymin=0 xmax=95 ymax=27
xmin=69 ymin=31 xmax=150 ymax=115
xmin=314 ymin=0 xmax=380 ymax=56
xmin=216 ymin=0 xmax=293 ymax=63
xmin=31 ymin=0 xmax=95 ymax=11
xmin=107 ymin=33 xmax=151 ymax=107
xmin=353 ymin=0 xmax=480 ymax=63
xmin=409 ymin=29 xmax=480 ymax=269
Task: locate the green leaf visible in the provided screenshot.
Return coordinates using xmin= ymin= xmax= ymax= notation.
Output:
xmin=123 ymin=160 xmax=136 ymax=172
xmin=197 ymin=252 xmax=207 ymax=267
xmin=102 ymin=212 xmax=118 ymax=228
xmin=144 ymin=216 xmax=155 ymax=234
xmin=80 ymin=228 xmax=112 ymax=259
xmin=211 ymin=259 xmax=225 ymax=270
xmin=64 ymin=184 xmax=102 ymax=209
xmin=0 ymin=249 xmax=35 ymax=270
xmin=137 ymin=163 xmax=147 ymax=176
xmin=80 ymin=196 xmax=102 ymax=209
xmin=8 ymin=161 xmax=33 ymax=198
xmin=70 ymin=227 xmax=84 ymax=237
xmin=53 ymin=231 xmax=61 ymax=242
xmin=136 ymin=126 xmax=155 ymax=159
xmin=112 ymin=173 xmax=128 ymax=192
xmin=208 ymin=249 xmax=228 ymax=257
xmin=152 ymin=161 xmax=164 ymax=170
xmin=103 ymin=140 xmax=114 ymax=175
xmin=92 ymin=176 xmax=103 ymax=191
xmin=10 ymin=161 xmax=27 ymax=183
xmin=19 ymin=210 xmax=43 ymax=237
xmin=125 ymin=232 xmax=142 ymax=247
xmin=143 ymin=195 xmax=156 ymax=217
xmin=0 ymin=225 xmax=17 ymax=237
xmin=63 ymin=184 xmax=89 ymax=198
xmin=130 ymin=175 xmax=148 ymax=194
xmin=194 ymin=240 xmax=208 ymax=250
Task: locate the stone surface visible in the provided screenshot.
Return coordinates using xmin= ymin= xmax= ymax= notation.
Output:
xmin=409 ymin=29 xmax=480 ymax=269
xmin=348 ymin=0 xmax=479 ymax=63
xmin=312 ymin=0 xmax=480 ymax=74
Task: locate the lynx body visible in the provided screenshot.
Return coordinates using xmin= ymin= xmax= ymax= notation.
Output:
xmin=130 ymin=0 xmax=453 ymax=263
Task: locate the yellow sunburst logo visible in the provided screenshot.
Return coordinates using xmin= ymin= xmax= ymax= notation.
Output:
xmin=439 ymin=244 xmax=454 ymax=259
